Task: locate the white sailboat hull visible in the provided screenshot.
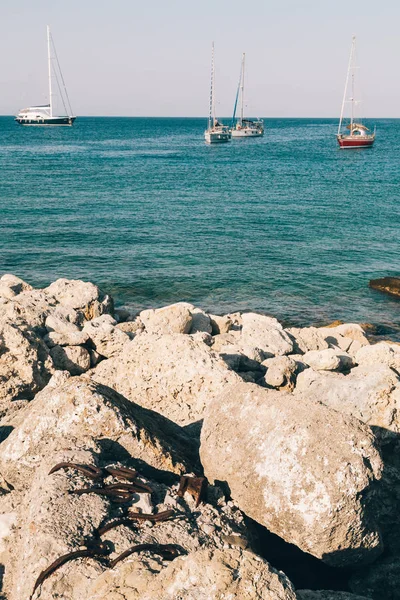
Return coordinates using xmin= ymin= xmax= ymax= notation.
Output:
xmin=204 ymin=130 xmax=231 ymax=144
xmin=231 ymin=127 xmax=263 ymax=138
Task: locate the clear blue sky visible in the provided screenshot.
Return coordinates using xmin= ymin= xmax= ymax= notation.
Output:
xmin=0 ymin=0 xmax=398 ymax=117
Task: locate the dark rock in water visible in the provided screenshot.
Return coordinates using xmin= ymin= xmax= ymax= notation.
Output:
xmin=369 ymin=277 xmax=400 ymax=299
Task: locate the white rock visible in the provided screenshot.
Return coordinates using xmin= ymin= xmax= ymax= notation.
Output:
xmin=140 ymin=303 xmax=193 ymax=335
xmin=201 ymin=382 xmax=384 ymax=567
xmin=302 ymin=349 xmax=355 ymax=371
xmin=0 ymin=378 xmax=198 ymax=488
xmin=355 ymin=341 xmax=400 ymax=373
xmin=44 ymin=278 xmax=113 ymax=320
xmin=45 ymin=312 xmax=81 ymax=335
xmin=241 ymin=313 xmax=293 ymax=357
xmin=44 ymin=330 xmax=89 ymax=347
xmin=85 ymin=548 xmax=297 ymax=600
xmin=0 ymin=274 xmax=33 ymax=295
xmin=286 ymin=327 xmax=329 ymax=353
xmin=189 ymin=307 xmax=212 ymax=334
xmin=92 ymin=333 xmax=240 ymax=426
xmin=295 ymin=364 xmax=400 ymax=437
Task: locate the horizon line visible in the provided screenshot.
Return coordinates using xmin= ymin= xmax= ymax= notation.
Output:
xmin=1 ymin=114 xmax=398 ymax=119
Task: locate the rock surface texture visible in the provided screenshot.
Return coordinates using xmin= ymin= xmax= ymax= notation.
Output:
xmin=200 ymin=382 xmax=384 ymax=567
xmin=2 ymin=273 xmax=400 ymax=599
xmin=92 ymin=332 xmax=240 ymax=426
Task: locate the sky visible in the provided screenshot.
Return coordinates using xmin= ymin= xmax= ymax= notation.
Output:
xmin=0 ymin=0 xmax=398 ymax=117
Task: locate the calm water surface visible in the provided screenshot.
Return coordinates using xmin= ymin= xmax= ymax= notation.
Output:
xmin=1 ymin=116 xmax=399 ymax=330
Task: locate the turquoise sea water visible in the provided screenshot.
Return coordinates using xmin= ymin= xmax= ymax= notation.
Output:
xmin=1 ymin=116 xmax=399 ymax=330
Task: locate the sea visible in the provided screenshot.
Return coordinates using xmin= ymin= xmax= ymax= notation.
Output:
xmin=1 ymin=116 xmax=399 ymax=332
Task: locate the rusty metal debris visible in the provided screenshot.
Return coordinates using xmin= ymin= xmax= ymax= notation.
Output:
xmin=127 ymin=509 xmax=175 ymax=522
xmin=109 ymin=543 xmax=182 ymax=568
xmin=48 ymin=462 xmax=104 ymax=481
xmin=99 ymin=509 xmax=175 ymax=536
xmin=49 ymin=462 xmax=153 ymax=493
xmin=38 ymin=461 xmax=184 ymax=599
xmin=103 ymin=466 xmax=138 ymax=480
xmin=98 ymin=518 xmax=139 ymax=537
xmin=177 ymin=476 xmax=208 ymax=507
xmin=70 ymin=486 xmax=135 ymax=504
xmin=29 ymin=543 xmax=110 ymax=600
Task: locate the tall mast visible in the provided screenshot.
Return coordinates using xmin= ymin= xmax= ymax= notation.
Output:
xmin=240 ymin=53 xmax=245 ymax=125
xmin=47 ymin=25 xmax=53 ymax=117
xmin=208 ymin=42 xmax=215 ymax=129
xmin=338 ymin=35 xmax=356 ymax=135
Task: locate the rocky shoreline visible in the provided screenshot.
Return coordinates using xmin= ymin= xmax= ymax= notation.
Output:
xmin=0 ymin=274 xmax=399 ymax=599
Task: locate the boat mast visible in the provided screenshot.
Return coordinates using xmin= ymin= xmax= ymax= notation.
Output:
xmin=208 ymin=42 xmax=215 ymax=130
xmin=338 ymin=35 xmax=356 ymax=135
xmin=240 ymin=53 xmax=245 ymax=125
xmin=47 ymin=25 xmax=53 ymax=117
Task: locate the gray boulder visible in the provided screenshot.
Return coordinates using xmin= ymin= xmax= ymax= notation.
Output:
xmin=200 ymin=382 xmax=384 ymax=567
xmin=44 ymin=330 xmax=89 ymax=347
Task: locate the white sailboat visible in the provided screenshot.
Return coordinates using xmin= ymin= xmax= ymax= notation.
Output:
xmin=204 ymin=43 xmax=231 ymax=144
xmin=15 ymin=26 xmax=76 ymax=126
xmin=336 ymin=36 xmax=375 ymax=148
xmin=231 ymin=53 xmax=263 ymax=138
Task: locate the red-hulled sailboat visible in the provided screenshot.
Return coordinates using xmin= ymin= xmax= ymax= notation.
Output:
xmin=337 ymin=36 xmax=375 ymax=149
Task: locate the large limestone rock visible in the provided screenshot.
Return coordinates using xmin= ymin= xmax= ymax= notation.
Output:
xmin=83 ymin=314 xmax=130 ymax=358
xmin=241 ymin=313 xmax=293 ymax=357
xmin=92 ymin=333 xmax=240 ymax=426
xmin=318 ymin=324 xmax=369 ymax=357
xmin=295 ymin=365 xmax=400 ymax=437
xmin=6 ymin=448 xmax=109 ymax=600
xmin=0 ymin=319 xmax=53 ymax=417
xmin=286 ymin=327 xmax=329 ymax=354
xmin=355 ymin=341 xmax=400 ymax=374
xmin=44 ymin=330 xmax=89 ymax=347
xmin=44 ymin=278 xmax=113 ymax=320
xmin=50 ymin=345 xmax=91 ymax=375
xmin=2 ymin=444 xmax=253 ymax=600
xmin=0 ymin=274 xmax=33 ymax=299
xmin=302 ymin=349 xmax=354 ymax=372
xmin=140 ymin=303 xmax=193 ymax=335
xmin=0 ymin=377 xmax=199 ymax=488
xmin=200 ymin=382 xmax=384 ymax=567
xmin=0 ymin=289 xmax=58 ymax=330
xmin=85 ymin=548 xmax=297 ymax=600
